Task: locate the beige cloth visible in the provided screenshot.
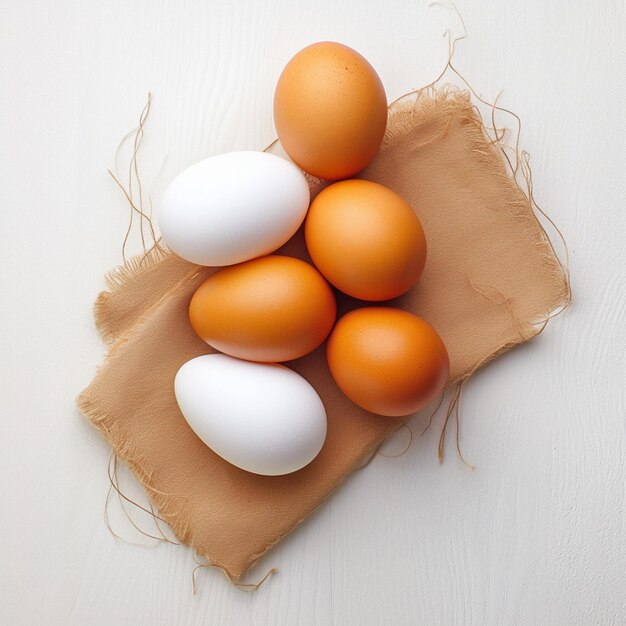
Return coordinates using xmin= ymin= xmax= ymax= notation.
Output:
xmin=78 ymin=87 xmax=569 ymax=581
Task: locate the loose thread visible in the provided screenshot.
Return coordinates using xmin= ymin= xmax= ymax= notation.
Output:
xmin=262 ymin=138 xmax=279 ymax=153
xmin=234 ymin=568 xmax=277 ymax=592
xmin=355 ymin=424 xmax=413 ymax=470
xmin=108 ymin=169 xmax=157 ymax=261
xmin=109 ymin=93 xmax=163 ymax=266
xmin=104 ymin=453 xmax=179 ymax=546
xmin=410 ymin=1 xmax=468 ymax=97
xmin=453 ymin=384 xmax=475 ymax=470
xmin=427 ymin=1 xmax=525 ymax=172
xmin=112 ymin=457 xmax=169 ymax=543
xmin=377 ymin=424 xmax=414 ymax=459
xmin=104 ymin=465 xmax=130 ymax=544
xmin=191 ymin=565 xmax=204 ymax=595
xmin=140 ymin=236 xmax=165 ymax=266
xmin=437 ymin=382 xmax=475 ymax=469
xmin=437 ymin=384 xmax=460 ymax=463
xmin=129 ymin=96 xmax=149 ymax=254
xmin=191 ymin=554 xmax=276 ymax=593
xmin=421 ymin=391 xmax=445 ymax=435
xmin=113 ymin=454 xmax=179 ymax=545
xmin=107 ymin=454 xmax=170 ymax=544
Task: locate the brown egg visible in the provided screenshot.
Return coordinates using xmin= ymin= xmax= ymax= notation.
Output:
xmin=273 ymin=42 xmax=387 ymax=180
xmin=305 ymin=180 xmax=427 ymax=301
xmin=326 ymin=307 xmax=449 ymax=416
xmin=189 ymin=255 xmax=336 ymax=362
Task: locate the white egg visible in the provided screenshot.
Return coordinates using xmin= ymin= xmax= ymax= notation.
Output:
xmin=159 ymin=151 xmax=310 ymax=266
xmin=174 ymin=354 xmax=327 ymax=475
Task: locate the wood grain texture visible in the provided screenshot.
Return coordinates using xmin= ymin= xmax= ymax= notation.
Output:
xmin=0 ymin=1 xmax=623 ymax=624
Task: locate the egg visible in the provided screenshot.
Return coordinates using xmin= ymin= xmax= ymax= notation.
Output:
xmin=189 ymin=255 xmax=336 ymax=362
xmin=305 ymin=180 xmax=427 ymax=300
xmin=175 ymin=354 xmax=327 ymax=475
xmin=326 ymin=307 xmax=449 ymax=416
xmin=273 ymin=42 xmax=387 ymax=180
xmin=159 ymin=151 xmax=310 ymax=266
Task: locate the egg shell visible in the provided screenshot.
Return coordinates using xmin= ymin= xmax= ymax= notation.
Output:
xmin=159 ymin=151 xmax=310 ymax=266
xmin=326 ymin=307 xmax=449 ymax=417
xmin=189 ymin=255 xmax=336 ymax=362
xmin=273 ymin=42 xmax=388 ymax=180
xmin=175 ymin=354 xmax=327 ymax=476
xmin=305 ymin=179 xmax=427 ymax=301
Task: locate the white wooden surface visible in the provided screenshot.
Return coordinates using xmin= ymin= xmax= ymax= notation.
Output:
xmin=1 ymin=1 xmax=624 ymax=624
